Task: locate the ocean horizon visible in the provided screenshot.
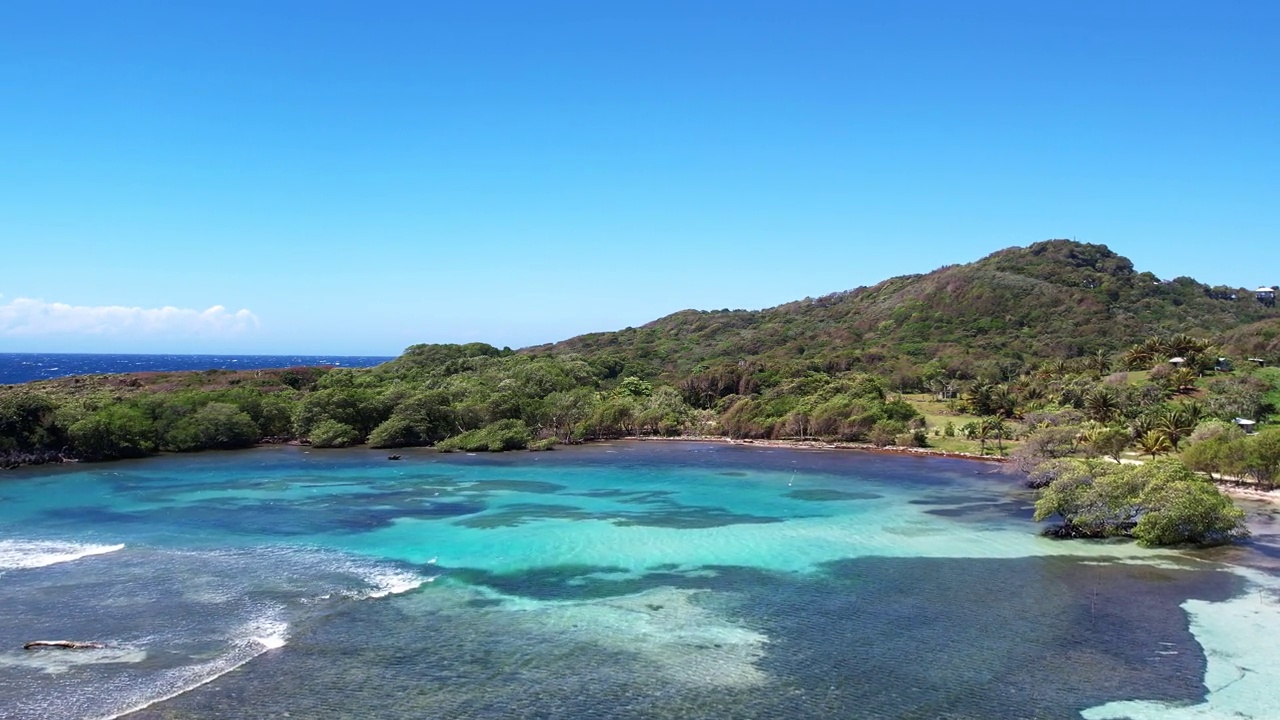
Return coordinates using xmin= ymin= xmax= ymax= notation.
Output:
xmin=0 ymin=353 xmax=395 ymax=385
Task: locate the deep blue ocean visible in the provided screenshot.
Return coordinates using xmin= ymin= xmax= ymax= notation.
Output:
xmin=0 ymin=353 xmax=394 ymax=385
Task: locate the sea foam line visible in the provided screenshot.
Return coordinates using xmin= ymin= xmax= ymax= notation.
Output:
xmin=350 ymin=567 xmax=434 ymax=599
xmin=0 ymin=540 xmax=125 ymax=571
xmin=95 ymin=615 xmax=290 ymax=720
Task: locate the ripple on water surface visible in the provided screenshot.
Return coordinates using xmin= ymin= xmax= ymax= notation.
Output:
xmin=0 ymin=443 xmax=1276 ymax=719
xmin=0 ymin=543 xmax=432 ymax=720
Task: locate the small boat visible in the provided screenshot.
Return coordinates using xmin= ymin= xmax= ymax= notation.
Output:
xmin=387 ymin=454 xmax=402 ymax=461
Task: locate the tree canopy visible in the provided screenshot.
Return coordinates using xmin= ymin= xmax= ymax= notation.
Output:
xmin=1032 ymin=457 xmax=1247 ymax=547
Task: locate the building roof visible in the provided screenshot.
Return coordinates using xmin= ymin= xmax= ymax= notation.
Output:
xmin=1234 ymin=418 xmax=1257 ymax=425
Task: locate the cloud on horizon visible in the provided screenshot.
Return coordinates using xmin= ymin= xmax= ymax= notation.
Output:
xmin=0 ymin=295 xmax=259 ymax=338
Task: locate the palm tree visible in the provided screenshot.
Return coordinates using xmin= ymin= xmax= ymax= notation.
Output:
xmin=1086 ymin=349 xmax=1112 ymax=377
xmin=1055 ymin=378 xmax=1091 ymax=410
xmin=1129 ymin=414 xmax=1159 ymax=439
xmin=1140 ymin=336 xmax=1170 ymax=359
xmin=982 ymin=416 xmax=1011 ymax=454
xmin=1137 ymin=430 xmax=1173 ymax=459
xmin=964 ymin=383 xmax=996 ymax=417
xmin=961 ymin=420 xmax=987 ymax=454
xmin=1157 ymin=404 xmax=1198 ymax=449
xmin=1046 ymin=358 xmax=1071 ymax=379
xmin=1180 ymin=400 xmax=1206 ymax=425
xmin=1084 ymin=387 xmax=1121 ymax=423
xmin=1018 ymin=382 xmax=1047 ymax=412
xmin=1166 ymin=333 xmax=1214 ymax=360
xmin=991 ymin=384 xmax=1019 ymax=419
xmin=1122 ymin=345 xmax=1153 ymax=371
xmin=1169 ymin=368 xmax=1198 ymax=395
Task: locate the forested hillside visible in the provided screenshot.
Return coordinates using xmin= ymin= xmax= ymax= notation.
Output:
xmin=2 ymin=239 xmax=1278 ymax=474
xmin=537 ymin=240 xmax=1277 ymax=385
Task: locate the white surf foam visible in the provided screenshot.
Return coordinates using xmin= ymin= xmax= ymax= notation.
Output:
xmin=357 ymin=568 xmax=429 ymax=599
xmin=0 ymin=540 xmax=124 ymax=571
xmin=92 ymin=613 xmax=291 ymax=720
xmin=0 ymin=646 xmax=148 ymax=675
xmin=247 ymin=618 xmax=290 ymax=650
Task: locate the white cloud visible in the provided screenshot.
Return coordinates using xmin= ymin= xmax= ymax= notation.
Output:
xmin=0 ymin=294 xmax=259 ymax=337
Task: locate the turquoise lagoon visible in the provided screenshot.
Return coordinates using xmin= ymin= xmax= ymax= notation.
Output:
xmin=1 ymin=442 xmax=1278 ymax=719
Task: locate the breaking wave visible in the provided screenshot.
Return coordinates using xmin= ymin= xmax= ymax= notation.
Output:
xmin=0 ymin=540 xmax=124 ymax=572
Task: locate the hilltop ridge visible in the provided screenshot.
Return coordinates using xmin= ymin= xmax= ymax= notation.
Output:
xmin=533 ymin=239 xmax=1277 ymax=382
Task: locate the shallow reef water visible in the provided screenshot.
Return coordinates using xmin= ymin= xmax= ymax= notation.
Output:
xmin=1 ymin=442 xmax=1277 ymax=719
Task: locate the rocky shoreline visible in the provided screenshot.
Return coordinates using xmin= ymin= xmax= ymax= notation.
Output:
xmin=0 ymin=449 xmax=73 ymax=470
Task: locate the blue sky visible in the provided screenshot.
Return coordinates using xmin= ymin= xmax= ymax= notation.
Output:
xmin=1 ymin=1 xmax=1276 ymax=355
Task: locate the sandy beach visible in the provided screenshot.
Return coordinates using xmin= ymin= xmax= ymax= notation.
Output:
xmin=623 ymin=435 xmax=1008 ymax=462
xmin=1221 ymin=484 xmax=1280 ymax=507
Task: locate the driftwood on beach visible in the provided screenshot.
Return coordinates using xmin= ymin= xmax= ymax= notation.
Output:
xmin=23 ymin=640 xmax=105 ymax=650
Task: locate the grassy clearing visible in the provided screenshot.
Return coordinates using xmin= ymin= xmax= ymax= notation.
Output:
xmin=900 ymin=393 xmax=1019 ymax=456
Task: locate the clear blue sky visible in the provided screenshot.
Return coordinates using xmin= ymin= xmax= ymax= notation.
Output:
xmin=1 ymin=1 xmax=1276 ymax=355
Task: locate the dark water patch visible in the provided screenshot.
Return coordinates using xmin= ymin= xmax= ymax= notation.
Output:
xmin=613 ymin=490 xmax=682 ymax=506
xmin=333 ymin=486 xmax=471 ymax=507
xmin=133 ymin=555 xmax=1246 ymax=720
xmin=455 ymin=503 xmax=593 ymax=528
xmin=455 ymin=499 xmax=785 ymax=530
xmin=45 ymin=494 xmax=488 ymax=536
xmin=924 ymin=499 xmax=1032 ymax=519
xmin=786 ymin=488 xmax=882 ymax=502
xmin=611 ymin=507 xmax=783 ymax=529
xmin=909 ymin=493 xmax=1002 ymax=506
xmin=567 ymin=488 xmax=635 ymax=498
xmin=589 ymin=491 xmax=788 ymax=526
xmin=451 ymin=564 xmax=711 ymax=601
xmin=44 ymin=505 xmax=153 ymax=525
xmin=1236 ymin=538 xmax=1280 ymax=563
xmin=460 ymin=479 xmax=567 ymax=494
xmin=565 ymin=488 xmax=677 ymax=505
xmin=742 ymin=555 xmax=1244 ymax=719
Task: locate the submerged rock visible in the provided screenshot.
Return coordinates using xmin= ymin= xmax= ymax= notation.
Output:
xmin=23 ymin=640 xmax=105 ymax=651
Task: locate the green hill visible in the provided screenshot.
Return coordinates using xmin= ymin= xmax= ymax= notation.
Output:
xmin=4 ymin=239 xmax=1278 ymax=466
xmin=534 ymin=240 xmax=1277 ymax=382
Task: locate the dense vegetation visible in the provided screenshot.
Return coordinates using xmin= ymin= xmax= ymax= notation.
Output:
xmin=536 ymin=240 xmax=1278 ymax=387
xmin=1 ymin=240 xmax=1275 ymax=474
xmin=4 ymin=240 xmax=1274 ymax=547
xmin=1031 ymin=457 xmax=1247 ymax=546
xmin=0 ymin=343 xmax=923 ymax=463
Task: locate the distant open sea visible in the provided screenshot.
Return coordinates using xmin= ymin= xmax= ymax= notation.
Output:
xmin=0 ymin=353 xmax=394 ymax=385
